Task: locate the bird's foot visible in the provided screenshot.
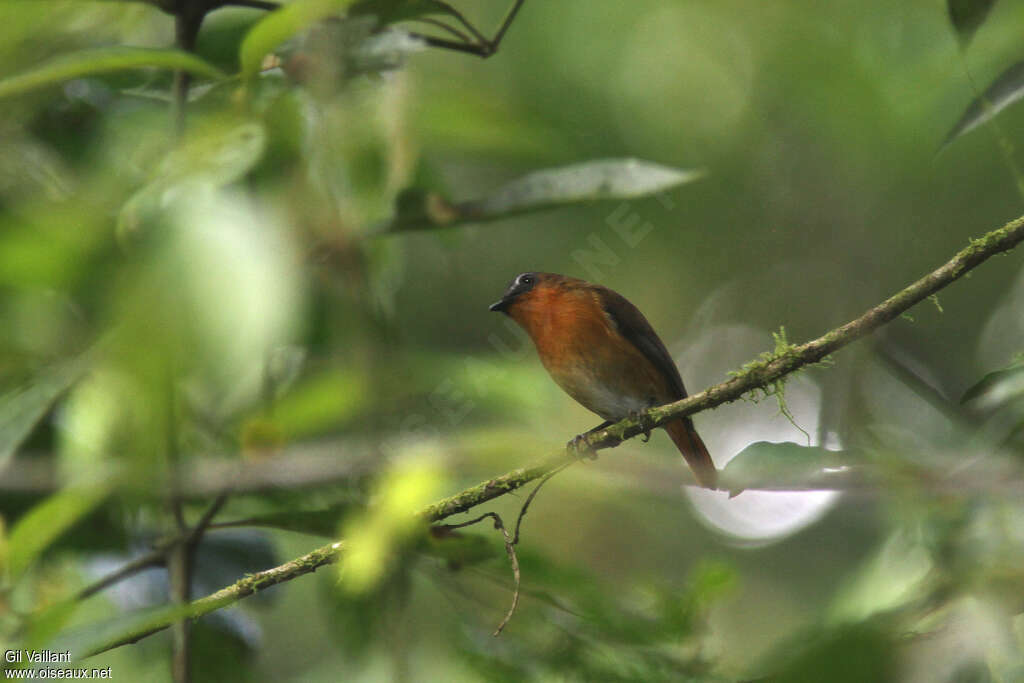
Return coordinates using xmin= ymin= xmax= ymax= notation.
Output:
xmin=567 ymin=433 xmax=598 ymax=461
xmin=628 ymin=410 xmax=653 ymax=442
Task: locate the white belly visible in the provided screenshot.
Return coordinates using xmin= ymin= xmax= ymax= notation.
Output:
xmin=552 ymin=368 xmax=652 ymax=421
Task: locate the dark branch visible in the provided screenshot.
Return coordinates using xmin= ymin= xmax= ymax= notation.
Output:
xmin=513 ymin=463 xmax=570 ymax=545
xmin=409 ymin=0 xmax=525 ymax=58
xmin=75 ymin=550 xmax=166 ymax=602
xmin=489 ymin=0 xmax=525 ymax=51
xmin=216 ymin=0 xmax=279 ymax=10
xmin=170 ymin=4 xmax=204 ymax=137
xmin=413 ymin=17 xmax=474 ymax=44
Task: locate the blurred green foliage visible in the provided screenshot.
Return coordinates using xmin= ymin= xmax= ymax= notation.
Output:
xmin=0 ymin=1 xmax=1024 ymax=681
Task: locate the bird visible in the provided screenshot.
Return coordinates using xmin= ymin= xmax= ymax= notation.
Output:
xmin=489 ymin=272 xmax=717 ymax=489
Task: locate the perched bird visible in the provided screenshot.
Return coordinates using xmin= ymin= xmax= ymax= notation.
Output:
xmin=490 ymin=272 xmax=717 ymax=489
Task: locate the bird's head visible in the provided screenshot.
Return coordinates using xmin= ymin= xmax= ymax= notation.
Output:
xmin=489 ymin=272 xmax=548 ymax=315
xmin=489 ymin=272 xmax=592 ymax=327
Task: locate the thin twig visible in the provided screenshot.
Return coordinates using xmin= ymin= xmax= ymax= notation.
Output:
xmin=872 ymin=340 xmax=973 ymax=426
xmin=166 ymin=4 xmax=216 ymax=661
xmin=72 ymin=522 xmax=215 ymax=604
xmin=407 ymin=33 xmax=492 ymax=57
xmin=409 ymin=0 xmax=525 ymax=58
xmin=434 ymin=461 xmax=569 ymax=634
xmin=489 ymin=0 xmax=525 ymax=51
xmin=75 ymin=549 xmax=166 ymax=601
xmin=490 ymin=518 xmax=520 ymax=637
xmin=170 ymin=6 xmax=204 ymax=137
xmin=413 ymin=17 xmax=474 ymax=44
xmin=165 ymin=374 xmax=190 ymax=683
xmin=514 ymin=462 xmax=571 ymax=545
xmin=429 ymin=0 xmax=488 ymax=44
xmin=187 ymin=492 xmax=230 ymax=545
xmin=168 ymin=531 xmax=190 ymax=683
xmin=217 ymin=0 xmax=279 ymax=10
xmin=170 ymin=489 xmax=228 ymax=682
xmin=437 ymin=512 xmax=521 ymax=636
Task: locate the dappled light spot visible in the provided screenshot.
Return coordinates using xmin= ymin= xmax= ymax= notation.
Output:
xmin=676 ymin=324 xmax=840 ymax=544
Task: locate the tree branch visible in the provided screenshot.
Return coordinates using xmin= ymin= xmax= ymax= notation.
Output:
xmin=87 ymin=542 xmax=345 ymax=656
xmin=407 ymin=0 xmax=524 ymax=58
xmin=83 ymin=211 xmax=1024 ymax=657
xmin=75 ymin=550 xmax=166 ymax=602
xmin=170 ymin=2 xmax=205 ymax=137
xmin=216 ymin=0 xmax=279 ymax=10
xmin=437 ymin=512 xmax=520 ymax=636
xmin=0 ymin=443 xmax=380 ymax=496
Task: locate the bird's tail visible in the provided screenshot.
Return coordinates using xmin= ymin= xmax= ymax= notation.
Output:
xmin=665 ymin=418 xmax=717 ymax=489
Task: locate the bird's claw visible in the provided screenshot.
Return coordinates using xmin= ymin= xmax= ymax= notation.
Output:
xmin=628 ymin=410 xmax=653 ymax=443
xmin=567 ymin=434 xmax=598 ymax=461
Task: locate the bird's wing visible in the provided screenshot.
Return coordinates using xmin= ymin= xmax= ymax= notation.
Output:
xmin=595 ymin=287 xmax=688 ymax=400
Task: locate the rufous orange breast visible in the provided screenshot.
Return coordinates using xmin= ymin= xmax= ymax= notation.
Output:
xmin=490 ymin=272 xmax=718 ymax=489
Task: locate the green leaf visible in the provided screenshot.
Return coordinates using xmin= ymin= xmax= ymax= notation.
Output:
xmin=0 ymin=47 xmax=225 ymax=101
xmin=117 ymin=122 xmax=266 ymax=240
xmin=0 ymin=358 xmax=88 ymax=471
xmin=266 ymin=366 xmax=366 ymax=440
xmin=466 ymin=159 xmax=705 ymax=220
xmin=828 ymin=530 xmax=933 ymax=624
xmin=960 ymin=360 xmax=1024 ymax=405
xmin=239 ymin=0 xmax=358 ymax=80
xmin=23 ymin=598 xmax=81 ymax=655
xmin=384 ymin=159 xmax=705 ymax=232
xmin=719 ymin=441 xmax=849 ymax=496
xmin=760 ymin=623 xmax=899 ymax=683
xmin=6 ymin=485 xmax=109 ymax=583
xmin=943 ymin=61 xmax=1024 ymax=146
xmin=947 ymin=0 xmax=998 ymax=47
xmin=57 ymin=600 xmax=199 ymax=659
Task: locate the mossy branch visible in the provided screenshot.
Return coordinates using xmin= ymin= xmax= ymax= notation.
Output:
xmin=85 ymin=211 xmax=1024 ymax=657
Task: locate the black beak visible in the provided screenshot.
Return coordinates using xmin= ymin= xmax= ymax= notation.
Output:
xmin=489 ymin=298 xmax=510 ymax=312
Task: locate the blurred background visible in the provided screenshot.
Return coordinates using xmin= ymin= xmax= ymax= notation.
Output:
xmin=2 ymin=0 xmax=1024 ymax=681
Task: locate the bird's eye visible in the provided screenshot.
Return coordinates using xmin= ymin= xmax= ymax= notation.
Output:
xmin=520 ymin=275 xmax=534 ymax=286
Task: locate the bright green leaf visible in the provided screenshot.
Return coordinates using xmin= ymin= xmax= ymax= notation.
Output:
xmin=339 ymin=457 xmax=443 ymax=593
xmin=117 ymin=121 xmax=267 ymax=240
xmin=719 ymin=441 xmax=850 ymax=496
xmin=23 ymin=598 xmax=81 ymax=655
xmin=0 ymin=47 xmax=225 ymax=101
xmin=961 ymin=359 xmax=1024 ymax=405
xmin=239 ymin=0 xmax=358 ymax=80
xmin=0 ymin=357 xmax=88 ymax=471
xmin=943 ymin=61 xmax=1024 ymax=146
xmin=828 ymin=530 xmax=933 ymax=624
xmin=7 ymin=485 xmax=109 ymax=583
xmin=267 ymin=366 xmax=366 ymax=440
